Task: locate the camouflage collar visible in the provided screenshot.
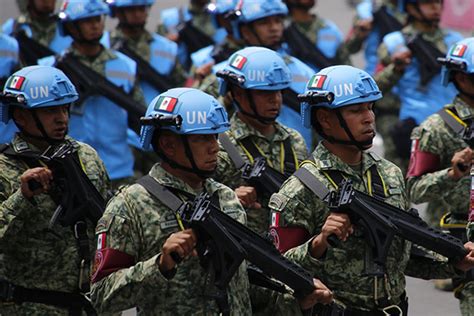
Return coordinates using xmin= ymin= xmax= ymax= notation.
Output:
xmin=309 ymin=142 xmax=380 ymax=177
xmin=11 ymin=134 xmax=78 ymax=154
xmin=67 ymin=45 xmax=117 ymax=65
xmin=451 ymin=95 xmax=474 ymax=121
xmin=113 ymin=28 xmax=153 ymax=45
xmin=229 ymin=114 xmax=292 ymax=142
xmin=402 ymin=24 xmax=444 ymax=43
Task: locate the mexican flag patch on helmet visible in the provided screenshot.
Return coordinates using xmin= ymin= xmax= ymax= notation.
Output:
xmin=308 ymin=75 xmax=326 ymax=89
xmin=6 ymin=76 xmax=26 ymax=90
xmin=155 ymin=96 xmax=178 ymax=112
xmin=230 ymin=54 xmax=247 ymax=70
xmin=451 ymin=44 xmax=467 ymax=57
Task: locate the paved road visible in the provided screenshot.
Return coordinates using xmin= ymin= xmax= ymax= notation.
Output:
xmin=1 ymin=1 xmax=464 ymax=315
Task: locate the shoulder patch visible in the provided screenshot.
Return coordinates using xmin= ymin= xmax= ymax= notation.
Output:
xmin=95 ymin=215 xmax=115 ymax=234
xmin=268 ymin=193 xmax=290 ymax=211
xmin=368 ymin=151 xmax=381 ymax=161
xmin=318 ymin=159 xmax=332 ymax=169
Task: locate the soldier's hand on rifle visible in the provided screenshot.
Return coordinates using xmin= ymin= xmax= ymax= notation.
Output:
xmin=298 ymin=278 xmax=333 ymax=310
xmin=391 ymin=50 xmax=411 ymax=73
xmin=20 ymin=167 xmax=53 ymax=199
xmin=310 ymin=213 xmax=354 ymax=258
xmin=448 ymin=147 xmax=473 ymax=180
xmin=354 ymin=19 xmax=372 ymax=39
xmin=159 ymin=229 xmax=197 ymax=273
xmin=235 ymin=186 xmax=262 ymax=209
xmin=454 ymin=242 xmax=474 ymax=271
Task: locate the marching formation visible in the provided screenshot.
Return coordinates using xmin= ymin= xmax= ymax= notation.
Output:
xmin=1 ymin=0 xmax=474 ymax=315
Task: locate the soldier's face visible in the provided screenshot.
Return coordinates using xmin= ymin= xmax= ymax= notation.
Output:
xmin=243 ymin=15 xmax=284 ymax=49
xmin=323 ymin=102 xmax=375 ymax=146
xmin=13 ymin=106 xmax=69 ymax=140
xmin=245 ymin=89 xmax=282 ymax=120
xmin=174 ymin=134 xmax=220 ymax=171
xmin=75 ymin=16 xmax=105 ymax=41
xmin=407 ymin=0 xmax=442 ymax=23
xmin=117 ymin=5 xmax=149 ymax=26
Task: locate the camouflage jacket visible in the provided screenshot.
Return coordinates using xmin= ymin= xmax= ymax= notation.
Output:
xmin=0 ymin=134 xmax=110 ymax=316
xmin=13 ymin=13 xmax=57 ymax=48
xmin=215 ymin=114 xmax=308 ymax=233
xmin=90 ymin=163 xmax=253 ymax=315
xmin=110 ymin=28 xmax=187 ymax=86
xmin=269 ymin=142 xmax=460 ymax=310
xmin=407 ymin=96 xmax=473 ymax=222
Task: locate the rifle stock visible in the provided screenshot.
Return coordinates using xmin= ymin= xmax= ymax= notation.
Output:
xmin=55 ymin=54 xmax=145 ymax=134
xmin=328 ymin=180 xmax=468 ymax=276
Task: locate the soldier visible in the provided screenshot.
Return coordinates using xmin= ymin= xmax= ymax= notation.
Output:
xmin=283 ymin=0 xmax=351 ymax=72
xmin=407 ymin=37 xmax=474 ymax=315
xmin=157 ymin=0 xmax=227 ymax=70
xmin=39 ymin=0 xmax=146 ymax=188
xmin=200 ymin=0 xmax=315 ymax=150
xmin=346 ymin=0 xmax=407 ymax=174
xmin=108 ymin=0 xmax=187 ymax=105
xmin=268 ymin=65 xmax=474 ymax=314
xmin=90 ymin=87 xmax=332 ymax=315
xmin=0 ymin=65 xmax=110 ymax=315
xmin=0 ymin=33 xmax=20 ymax=144
xmin=375 ymin=0 xmax=463 ymax=172
xmin=3 ymin=0 xmax=72 ymax=65
xmin=215 ymin=46 xmax=308 ymax=234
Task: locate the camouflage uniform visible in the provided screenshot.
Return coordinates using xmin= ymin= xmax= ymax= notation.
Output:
xmin=215 ymin=114 xmax=308 ymax=234
xmin=8 ymin=13 xmax=57 ymax=49
xmin=110 ymin=28 xmax=187 ymax=88
xmin=0 ymin=135 xmax=110 ymax=315
xmin=90 ymin=163 xmax=253 ymax=315
xmin=269 ymin=142 xmax=462 ymax=311
xmin=407 ymin=96 xmax=474 ymax=315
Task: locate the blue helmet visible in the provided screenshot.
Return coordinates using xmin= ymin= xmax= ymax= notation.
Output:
xmin=140 ymin=88 xmax=230 ymax=150
xmin=217 ymin=46 xmax=291 ymax=96
xmin=299 ymin=65 xmax=382 ymax=128
xmin=106 ymin=0 xmax=155 ymax=17
xmin=207 ymin=0 xmax=238 ymax=15
xmin=58 ymin=0 xmax=110 ymax=36
xmin=232 ymin=0 xmax=288 ymax=39
xmin=398 ymin=0 xmax=436 ymax=12
xmin=0 ymin=66 xmax=78 ymax=124
xmin=439 ymin=37 xmax=474 ymax=86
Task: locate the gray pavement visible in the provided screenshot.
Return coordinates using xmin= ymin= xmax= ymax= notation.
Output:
xmin=1 ymin=1 xmax=465 ymax=315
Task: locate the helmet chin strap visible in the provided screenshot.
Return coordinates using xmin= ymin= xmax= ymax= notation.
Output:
xmin=70 ymin=22 xmax=103 ymax=45
xmin=230 ymin=89 xmax=277 ymax=125
xmin=15 ymin=109 xmax=66 ymax=146
xmin=157 ymin=135 xmax=216 ymax=179
xmin=318 ymin=109 xmax=373 ymax=151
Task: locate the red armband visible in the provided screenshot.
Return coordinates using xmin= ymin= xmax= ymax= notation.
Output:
xmin=91 ymin=247 xmax=135 ymax=283
xmin=406 ymin=139 xmax=441 ymax=178
xmin=269 ymin=226 xmax=310 ymax=254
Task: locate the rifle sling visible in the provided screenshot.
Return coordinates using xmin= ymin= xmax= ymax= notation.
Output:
xmin=136 ymin=175 xmax=186 ymax=212
xmin=218 ymin=134 xmax=246 ymax=169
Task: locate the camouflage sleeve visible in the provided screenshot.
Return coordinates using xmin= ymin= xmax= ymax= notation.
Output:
xmin=0 ymin=168 xmax=36 ymax=240
xmin=90 ymin=191 xmax=170 ymax=313
xmin=78 ymin=142 xmax=111 ymax=200
xmin=131 ymin=80 xmax=147 ymax=109
xmin=171 ymin=60 xmax=188 ymax=87
xmin=335 ymin=41 xmax=353 ymax=66
xmin=198 ymin=73 xmax=220 ymax=98
xmin=287 ymin=129 xmax=309 ymax=161
xmin=344 ymin=18 xmax=366 ymax=55
xmin=374 ymin=43 xmax=403 ymax=94
xmin=406 ymin=125 xmax=464 ymax=204
xmin=404 ymin=246 xmax=463 ymax=279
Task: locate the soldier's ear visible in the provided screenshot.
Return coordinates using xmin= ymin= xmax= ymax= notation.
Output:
xmin=316 ymin=108 xmax=331 ymax=131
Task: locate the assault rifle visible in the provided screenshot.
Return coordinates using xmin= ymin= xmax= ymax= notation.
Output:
xmin=14 ymin=30 xmax=55 ymax=66
xmin=112 ymin=40 xmax=174 ymax=92
xmin=54 ymin=53 xmax=145 ymax=134
xmin=283 ymin=23 xmax=336 ymax=70
xmin=27 ymin=143 xmax=105 ymax=227
xmin=327 ymin=179 xmax=468 ymax=276
xmin=174 ymin=192 xmax=316 ymax=315
xmin=372 ymin=5 xmax=403 ymax=39
xmin=405 ymin=33 xmax=445 ymax=86
xmin=177 ymin=20 xmax=214 ymax=54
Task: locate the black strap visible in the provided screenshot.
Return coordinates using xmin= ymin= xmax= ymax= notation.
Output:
xmin=293 ymin=167 xmax=330 ymax=200
xmin=0 ymin=143 xmax=9 ymax=153
xmin=218 ymin=134 xmax=246 ymax=169
xmin=0 ymin=279 xmax=96 ymax=315
xmin=437 ymin=108 xmax=467 ymax=135
xmin=136 ymin=175 xmax=186 ymax=211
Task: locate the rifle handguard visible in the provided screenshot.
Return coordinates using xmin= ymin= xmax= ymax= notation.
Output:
xmin=140 ymin=114 xmax=183 ymax=129
xmin=297 ymin=91 xmax=334 ymax=105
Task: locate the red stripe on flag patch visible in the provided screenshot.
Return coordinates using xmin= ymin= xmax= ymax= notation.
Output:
xmin=97 ymin=233 xmax=107 ymax=250
xmin=271 ymin=212 xmax=280 ymax=227
xmin=230 ymin=54 xmax=247 ymax=70
xmin=7 ymin=76 xmax=25 ymax=90
xmin=155 ymin=96 xmax=178 ymax=112
xmin=308 ymin=75 xmax=326 ymax=89
xmin=451 ymin=44 xmax=467 ymax=57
